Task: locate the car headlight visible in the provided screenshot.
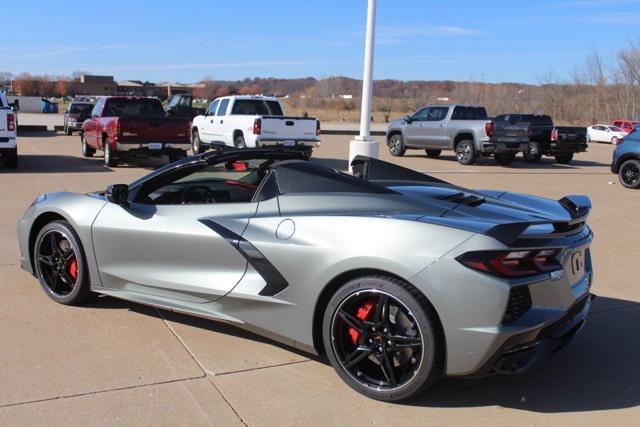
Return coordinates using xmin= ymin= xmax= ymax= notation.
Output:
xmin=30 ymin=194 xmax=47 ymax=207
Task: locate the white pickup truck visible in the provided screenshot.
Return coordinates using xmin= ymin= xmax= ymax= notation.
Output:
xmin=191 ymin=95 xmax=320 ymax=156
xmin=0 ymin=93 xmax=18 ymax=169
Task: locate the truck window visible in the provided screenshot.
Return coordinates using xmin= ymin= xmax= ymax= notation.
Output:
xmin=426 ymin=107 xmax=448 ymax=121
xmin=91 ymin=99 xmax=104 ymax=117
xmin=451 ymin=106 xmax=488 ymax=120
xmin=231 ymin=100 xmax=269 ymax=115
xmin=266 ymin=101 xmax=283 ymax=116
xmin=412 ymin=107 xmax=430 ymax=121
xmin=207 ymin=100 xmax=220 ymax=116
xmin=525 ymin=115 xmax=552 ymax=126
xmin=217 ymin=99 xmax=229 ymax=116
xmin=104 ymin=98 xmax=165 ymax=118
xmin=69 ymin=104 xmax=93 ymax=115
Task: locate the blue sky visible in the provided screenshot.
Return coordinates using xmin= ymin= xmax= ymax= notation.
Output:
xmin=3 ymin=0 xmax=639 ymax=84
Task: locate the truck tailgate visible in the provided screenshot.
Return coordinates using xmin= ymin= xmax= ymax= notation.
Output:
xmin=492 ymin=121 xmax=529 ymax=144
xmin=119 ymin=118 xmax=190 ymax=143
xmin=260 ymin=116 xmax=318 ymax=141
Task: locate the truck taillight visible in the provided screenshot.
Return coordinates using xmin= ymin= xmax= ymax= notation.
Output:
xmin=316 ymin=119 xmax=321 ymax=136
xmin=253 ymin=118 xmax=261 ymax=135
xmin=551 ymin=128 xmax=558 ymax=141
xmin=528 ymin=126 xmax=533 ymax=138
xmin=7 ymin=113 xmax=15 ymax=132
xmin=485 ymin=122 xmax=494 ymax=138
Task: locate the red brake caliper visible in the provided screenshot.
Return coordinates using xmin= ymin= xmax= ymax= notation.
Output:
xmin=349 ymin=299 xmax=375 ymax=345
xmin=68 ymin=256 xmax=78 ymax=282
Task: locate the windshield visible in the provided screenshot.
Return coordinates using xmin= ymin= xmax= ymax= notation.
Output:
xmin=103 ymin=98 xmax=165 ymax=118
xmin=610 ymin=126 xmax=624 ymax=132
xmin=69 ymin=104 xmax=93 ymax=115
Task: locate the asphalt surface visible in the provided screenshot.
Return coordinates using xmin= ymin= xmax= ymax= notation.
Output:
xmin=1 ymin=132 xmax=639 ymax=426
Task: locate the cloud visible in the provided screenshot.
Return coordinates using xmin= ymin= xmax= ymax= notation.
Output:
xmin=377 ymin=26 xmax=479 ymax=45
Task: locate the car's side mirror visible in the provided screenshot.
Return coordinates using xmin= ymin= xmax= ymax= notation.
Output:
xmin=405 ymin=115 xmax=413 ymax=123
xmin=106 ymin=184 xmax=129 ymax=205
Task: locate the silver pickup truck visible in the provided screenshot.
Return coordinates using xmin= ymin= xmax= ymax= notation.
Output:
xmin=386 ymin=104 xmax=529 ymax=165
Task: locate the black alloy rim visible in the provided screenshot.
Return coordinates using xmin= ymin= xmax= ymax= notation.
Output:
xmin=621 ymin=163 xmax=640 ymax=186
xmin=331 ymin=290 xmax=424 ymax=391
xmin=37 ymin=230 xmax=78 ymax=297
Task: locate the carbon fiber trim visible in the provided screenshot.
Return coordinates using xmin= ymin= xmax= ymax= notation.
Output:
xmin=199 ymin=219 xmax=289 ymax=296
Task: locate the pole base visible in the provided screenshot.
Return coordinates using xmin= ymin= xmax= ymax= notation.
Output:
xmin=348 ymin=138 xmax=379 ymax=173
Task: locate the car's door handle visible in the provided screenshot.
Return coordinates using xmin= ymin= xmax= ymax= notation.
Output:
xmin=420 ymin=124 xmax=426 ymax=127
xmin=210 ymin=119 xmax=213 ymax=123
xmin=440 ymin=124 xmax=445 ymax=127
xmin=220 ymin=120 xmax=223 ymax=124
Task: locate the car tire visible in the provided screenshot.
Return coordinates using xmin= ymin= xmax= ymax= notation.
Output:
xmin=234 ymin=134 xmax=246 ymax=149
xmin=586 ymin=134 xmax=591 ymax=143
xmin=455 ymin=140 xmax=476 ymax=165
xmin=81 ymin=134 xmax=94 ymax=158
xmin=618 ymin=159 xmax=640 ymax=189
xmin=425 ymin=149 xmax=441 ymax=158
xmin=611 ymin=136 xmax=618 ymax=145
xmin=104 ymin=139 xmax=118 ymax=167
xmin=523 ymin=142 xmax=542 ymax=163
xmin=192 ymin=129 xmax=204 ymax=154
xmin=65 ymin=125 xmax=72 ymax=136
xmin=555 ymin=153 xmax=574 ymax=164
xmin=322 ymin=275 xmax=443 ymax=402
xmin=495 ymin=153 xmax=516 ymax=166
xmin=3 ymin=147 xmax=18 ymax=169
xmin=388 ymin=134 xmax=406 ymax=157
xmin=33 ymin=220 xmax=92 ymax=305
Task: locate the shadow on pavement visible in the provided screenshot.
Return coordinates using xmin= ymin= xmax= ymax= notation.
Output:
xmin=1 ymin=155 xmax=113 ymax=173
xmin=408 ymin=296 xmax=640 ymax=413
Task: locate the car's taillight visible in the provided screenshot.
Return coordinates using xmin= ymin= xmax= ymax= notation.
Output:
xmin=457 ymin=249 xmax=562 ymax=278
xmin=551 ymin=128 xmax=558 ymax=141
xmin=485 ymin=121 xmax=494 ymax=138
xmin=253 ymin=118 xmax=261 ymax=135
xmin=7 ymin=113 xmax=15 ymax=132
xmin=316 ymin=119 xmax=321 ymax=136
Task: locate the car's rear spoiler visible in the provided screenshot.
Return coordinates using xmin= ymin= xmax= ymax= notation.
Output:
xmin=487 ymin=195 xmax=591 ymax=245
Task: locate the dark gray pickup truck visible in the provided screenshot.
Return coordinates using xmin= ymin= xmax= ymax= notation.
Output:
xmin=386 ymin=104 xmax=529 ymax=166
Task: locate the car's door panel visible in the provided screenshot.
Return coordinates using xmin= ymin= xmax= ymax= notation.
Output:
xmin=200 ymin=100 xmax=219 ymax=142
xmin=92 ymin=202 xmax=258 ymax=302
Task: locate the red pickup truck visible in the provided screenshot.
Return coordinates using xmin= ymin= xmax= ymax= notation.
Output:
xmin=81 ymin=96 xmax=191 ymax=167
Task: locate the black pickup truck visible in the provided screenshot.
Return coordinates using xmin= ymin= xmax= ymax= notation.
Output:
xmin=493 ymin=114 xmax=588 ymax=164
xmin=165 ymin=94 xmax=207 ymax=119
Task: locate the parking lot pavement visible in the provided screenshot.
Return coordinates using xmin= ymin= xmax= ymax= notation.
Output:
xmin=1 ymin=133 xmax=639 ymax=426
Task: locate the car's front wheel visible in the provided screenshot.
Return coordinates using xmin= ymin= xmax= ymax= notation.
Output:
xmin=33 ymin=220 xmax=92 ymax=305
xmin=619 ymin=159 xmax=640 ymax=189
xmin=323 ymin=276 xmax=442 ymax=402
xmin=388 ymin=134 xmax=406 ymax=157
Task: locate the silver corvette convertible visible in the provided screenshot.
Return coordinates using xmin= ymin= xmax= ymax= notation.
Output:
xmin=18 ymin=148 xmax=594 ymax=401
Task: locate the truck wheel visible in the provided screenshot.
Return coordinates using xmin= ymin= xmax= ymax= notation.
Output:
xmin=388 ymin=134 xmax=406 ymax=157
xmin=81 ymin=134 xmax=95 ymax=158
xmin=523 ymin=142 xmax=542 ymax=163
xmin=104 ymin=139 xmax=118 ymax=167
xmin=234 ymin=134 xmax=246 ymax=149
xmin=192 ymin=129 xmax=204 ymax=154
xmin=495 ymin=153 xmax=516 ymax=166
xmin=618 ymin=159 xmax=640 ymax=189
xmin=455 ymin=140 xmax=476 ymax=165
xmin=555 ymin=153 xmax=573 ymax=164
xmin=3 ymin=147 xmax=18 ymax=169
xmin=425 ymin=149 xmax=441 ymax=158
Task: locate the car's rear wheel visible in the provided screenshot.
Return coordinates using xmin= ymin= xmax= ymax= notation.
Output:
xmin=192 ymin=129 xmax=204 ymax=154
xmin=65 ymin=125 xmax=72 ymax=136
xmin=81 ymin=134 xmax=94 ymax=158
xmin=425 ymin=149 xmax=441 ymax=158
xmin=104 ymin=139 xmax=118 ymax=167
xmin=555 ymin=153 xmax=574 ymax=164
xmin=619 ymin=159 xmax=640 ymax=189
xmin=523 ymin=142 xmax=542 ymax=163
xmin=234 ymin=134 xmax=246 ymax=149
xmin=495 ymin=152 xmax=516 ymax=166
xmin=388 ymin=134 xmax=406 ymax=157
xmin=33 ymin=220 xmax=92 ymax=305
xmin=611 ymin=136 xmax=618 ymax=145
xmin=323 ymin=276 xmax=442 ymax=402
xmin=3 ymin=147 xmax=18 ymax=169
xmin=455 ymin=140 xmax=476 ymax=165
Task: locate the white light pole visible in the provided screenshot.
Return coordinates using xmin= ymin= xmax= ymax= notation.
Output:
xmin=348 ymin=0 xmax=379 ymax=172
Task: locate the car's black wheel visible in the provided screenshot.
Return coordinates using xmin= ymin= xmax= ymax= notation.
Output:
xmin=495 ymin=153 xmax=516 ymax=166
xmin=33 ymin=220 xmax=92 ymax=305
xmin=323 ymin=276 xmax=443 ymax=402
xmin=523 ymin=142 xmax=542 ymax=163
xmin=425 ymin=149 xmax=441 ymax=158
xmin=3 ymin=147 xmax=18 ymax=169
xmin=104 ymin=139 xmax=118 ymax=167
xmin=619 ymin=159 xmax=640 ymax=189
xmin=455 ymin=140 xmax=476 ymax=165
xmin=555 ymin=153 xmax=574 ymax=164
xmin=192 ymin=129 xmax=204 ymax=154
xmin=81 ymin=134 xmax=94 ymax=158
xmin=234 ymin=134 xmax=246 ymax=149
xmin=388 ymin=134 xmax=406 ymax=157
